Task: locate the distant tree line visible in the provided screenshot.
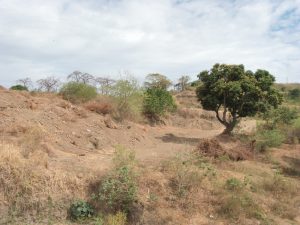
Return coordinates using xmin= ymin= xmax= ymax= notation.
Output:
xmin=10 ymin=71 xmax=194 ymax=94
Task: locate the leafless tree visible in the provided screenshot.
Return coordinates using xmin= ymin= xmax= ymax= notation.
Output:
xmin=67 ymin=71 xmax=94 ymax=84
xmin=95 ymin=77 xmax=116 ymax=95
xmin=17 ymin=77 xmax=33 ymax=89
xmin=178 ymin=75 xmax=190 ymax=91
xmin=37 ymin=76 xmax=60 ymax=92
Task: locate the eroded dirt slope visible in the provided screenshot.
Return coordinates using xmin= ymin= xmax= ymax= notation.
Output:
xmin=0 ymin=89 xmax=223 ymax=173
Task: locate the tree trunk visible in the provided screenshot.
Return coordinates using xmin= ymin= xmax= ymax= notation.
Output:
xmin=222 ymin=116 xmax=238 ymax=134
xmin=222 ymin=123 xmax=235 ymax=134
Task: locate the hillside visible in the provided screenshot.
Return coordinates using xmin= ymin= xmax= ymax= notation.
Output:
xmin=0 ymin=89 xmax=299 ymax=225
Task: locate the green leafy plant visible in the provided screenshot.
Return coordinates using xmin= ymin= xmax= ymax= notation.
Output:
xmin=60 ymin=82 xmax=97 ymax=103
xmin=263 ymin=106 xmax=298 ymax=129
xmin=98 ymin=166 xmax=137 ymax=213
xmin=68 ymin=200 xmax=94 ymax=221
xmin=10 ymin=85 xmax=28 ymax=91
xmin=98 ymin=147 xmax=137 ymax=213
xmin=143 ymin=88 xmax=177 ymax=121
xmin=288 ymin=88 xmax=300 ymax=100
xmin=110 ymin=76 xmax=143 ymax=121
xmin=196 ymin=63 xmax=282 ymax=134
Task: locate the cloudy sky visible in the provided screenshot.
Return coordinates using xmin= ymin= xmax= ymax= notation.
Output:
xmin=0 ymin=0 xmax=299 ymax=87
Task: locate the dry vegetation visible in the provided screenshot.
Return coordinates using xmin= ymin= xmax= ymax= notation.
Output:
xmin=0 ymin=88 xmax=299 ymax=225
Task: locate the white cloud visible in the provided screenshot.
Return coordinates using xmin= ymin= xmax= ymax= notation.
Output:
xmin=0 ymin=0 xmax=299 ymax=87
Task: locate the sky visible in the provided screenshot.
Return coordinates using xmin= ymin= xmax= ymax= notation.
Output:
xmin=0 ymin=0 xmax=299 ymax=87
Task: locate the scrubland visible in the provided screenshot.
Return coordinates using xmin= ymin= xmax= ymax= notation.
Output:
xmin=0 ymin=84 xmax=299 ymax=225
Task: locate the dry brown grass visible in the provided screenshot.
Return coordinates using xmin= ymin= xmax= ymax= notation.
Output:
xmin=195 ymin=138 xmax=253 ymax=161
xmin=85 ymin=101 xmax=114 ymax=115
xmin=0 ymin=143 xmax=95 ymax=223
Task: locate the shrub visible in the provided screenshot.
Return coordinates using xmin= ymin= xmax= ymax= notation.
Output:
xmin=60 ymin=82 xmax=97 ymax=103
xmin=98 ymin=166 xmax=137 ymax=213
xmin=255 ymin=128 xmax=285 ymax=152
xmin=98 ymin=147 xmax=137 ymax=213
xmin=143 ymin=88 xmax=177 ymax=121
xmin=263 ymin=106 xmax=298 ymax=128
xmin=10 ymin=85 xmax=28 ymax=91
xmin=288 ymin=88 xmax=300 ymax=100
xmin=110 ymin=77 xmax=143 ymax=121
xmin=68 ymin=200 xmax=94 ymax=221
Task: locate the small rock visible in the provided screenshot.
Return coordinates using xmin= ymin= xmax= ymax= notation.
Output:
xmin=104 ymin=117 xmax=117 ymax=129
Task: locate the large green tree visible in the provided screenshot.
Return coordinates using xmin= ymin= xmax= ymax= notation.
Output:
xmin=196 ymin=63 xmax=282 ymax=134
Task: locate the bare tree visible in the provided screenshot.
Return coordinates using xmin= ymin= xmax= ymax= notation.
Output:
xmin=95 ymin=77 xmax=116 ymax=95
xmin=67 ymin=71 xmax=94 ymax=84
xmin=17 ymin=77 xmax=33 ymax=89
xmin=37 ymin=76 xmax=60 ymax=92
xmin=178 ymin=75 xmax=190 ymax=91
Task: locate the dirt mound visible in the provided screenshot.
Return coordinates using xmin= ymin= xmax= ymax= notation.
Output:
xmin=196 ymin=138 xmax=252 ymax=161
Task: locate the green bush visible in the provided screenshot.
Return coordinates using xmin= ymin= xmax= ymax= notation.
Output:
xmin=288 ymin=88 xmax=300 ymax=100
xmin=110 ymin=77 xmax=143 ymax=121
xmin=263 ymin=106 xmax=298 ymax=128
xmin=10 ymin=85 xmax=28 ymax=91
xmin=255 ymin=128 xmax=285 ymax=152
xmin=98 ymin=147 xmax=137 ymax=213
xmin=60 ymin=82 xmax=97 ymax=103
xmin=98 ymin=166 xmax=137 ymax=213
xmin=143 ymin=88 xmax=176 ymax=121
xmin=68 ymin=200 xmax=94 ymax=220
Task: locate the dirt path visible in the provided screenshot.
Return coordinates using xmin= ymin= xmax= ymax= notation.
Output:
xmin=134 ymin=126 xmax=222 ymax=165
xmin=49 ymin=125 xmax=223 ymax=175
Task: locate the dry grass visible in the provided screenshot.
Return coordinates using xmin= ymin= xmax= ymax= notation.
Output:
xmin=84 ymin=101 xmax=114 ymax=115
xmin=19 ymin=127 xmax=44 ymax=157
xmin=106 ymin=211 xmax=127 ymax=225
xmin=261 ymin=173 xmax=298 ymax=199
xmin=177 ymin=107 xmax=199 ymax=118
xmin=0 ymin=143 xmax=94 ymax=223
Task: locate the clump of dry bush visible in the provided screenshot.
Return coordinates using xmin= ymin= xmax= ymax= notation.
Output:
xmin=196 ymin=138 xmax=252 ymax=161
xmin=85 ymin=101 xmax=114 ymax=115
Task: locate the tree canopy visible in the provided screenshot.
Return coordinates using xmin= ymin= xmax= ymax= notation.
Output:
xmin=196 ymin=63 xmax=282 ymax=134
xmin=144 ymin=73 xmax=172 ymax=90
